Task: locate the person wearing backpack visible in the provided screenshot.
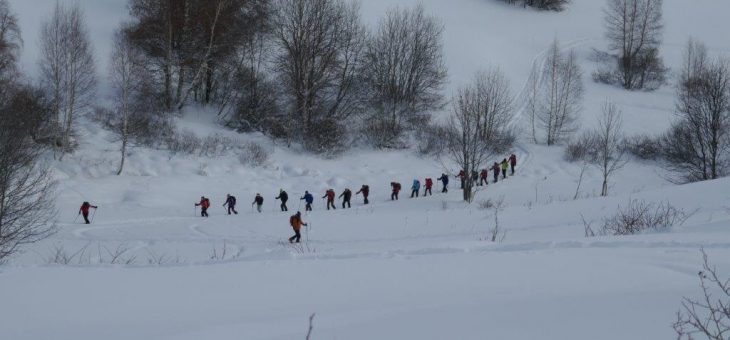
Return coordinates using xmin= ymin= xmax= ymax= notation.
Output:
xmin=509 ymin=153 xmax=517 ymax=175
xmin=479 ymin=168 xmax=489 ymax=186
xmin=424 ymin=178 xmax=433 ymax=196
xmin=390 ymin=182 xmax=401 ymax=200
xmin=195 ymin=196 xmax=210 ymax=217
xmin=301 ymin=191 xmax=314 ymax=212
xmin=252 ymin=193 xmax=264 ymax=213
xmin=411 ymin=179 xmax=421 ymax=198
xmin=275 ymin=189 xmax=289 ymax=212
xmin=501 ymin=158 xmax=509 ymax=179
xmin=223 ymin=194 xmax=238 ymax=215
xmin=323 ymin=189 xmax=336 ymax=210
xmin=491 ymin=162 xmax=501 ymax=183
xmin=339 ymin=188 xmax=353 ymax=209
xmin=356 ymin=185 xmax=370 ymax=205
xmin=78 ymin=201 xmax=98 ymax=224
xmin=437 ymin=173 xmax=449 ymax=193
xmin=289 ymin=211 xmax=308 ymax=243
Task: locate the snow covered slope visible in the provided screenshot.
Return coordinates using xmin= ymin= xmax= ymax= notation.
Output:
xmin=3 ymin=0 xmax=730 ymax=339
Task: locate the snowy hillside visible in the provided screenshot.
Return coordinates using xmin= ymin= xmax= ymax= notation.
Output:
xmin=3 ymin=0 xmax=730 ymax=339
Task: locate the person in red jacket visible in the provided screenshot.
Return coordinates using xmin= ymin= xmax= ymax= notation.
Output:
xmin=479 ymin=168 xmax=489 ymax=186
xmin=390 ymin=182 xmax=401 ymax=200
xmin=195 ymin=196 xmax=210 ymax=217
xmin=78 ymin=201 xmax=98 ymax=224
xmin=424 ymin=178 xmax=433 ymax=196
xmin=356 ymin=185 xmax=370 ymax=205
xmin=509 ymin=154 xmax=517 ymax=175
xmin=323 ymin=189 xmax=336 ymax=210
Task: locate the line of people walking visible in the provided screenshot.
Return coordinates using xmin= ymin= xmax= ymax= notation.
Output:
xmin=77 ymin=154 xmax=518 ymax=224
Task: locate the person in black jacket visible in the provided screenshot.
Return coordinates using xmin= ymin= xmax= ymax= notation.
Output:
xmin=223 ymin=194 xmax=238 ymax=215
xmin=275 ymin=189 xmax=289 ymax=212
xmin=252 ymin=193 xmax=264 ymax=213
xmin=339 ymin=188 xmax=352 ymax=208
xmin=437 ymin=174 xmax=449 ymax=193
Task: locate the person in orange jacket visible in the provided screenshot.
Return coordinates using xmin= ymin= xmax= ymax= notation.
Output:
xmin=289 ymin=211 xmax=308 ymax=243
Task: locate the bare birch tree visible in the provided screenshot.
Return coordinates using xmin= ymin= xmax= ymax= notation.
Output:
xmin=39 ymin=2 xmax=96 ymax=159
xmin=593 ymin=101 xmax=627 ymax=196
xmin=363 ymin=4 xmax=447 ymax=148
xmin=446 ymin=69 xmax=513 ymax=202
xmin=110 ymin=28 xmax=146 ymax=175
xmin=529 ymin=39 xmax=583 ymax=145
xmin=0 ymin=0 xmax=21 ymax=85
xmin=663 ymin=40 xmax=730 ymax=182
xmin=603 ymin=0 xmax=666 ymax=90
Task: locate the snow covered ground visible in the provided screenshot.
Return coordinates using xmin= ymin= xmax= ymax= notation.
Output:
xmin=3 ymin=0 xmax=730 ymax=339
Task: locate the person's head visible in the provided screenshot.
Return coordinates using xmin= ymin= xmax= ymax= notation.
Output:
xmin=296 ymin=211 xmax=301 ymax=216
xmin=200 ymin=196 xmax=204 ymax=200
xmin=305 ymin=191 xmax=309 ymax=194
xmin=83 ymin=201 xmax=89 ymax=205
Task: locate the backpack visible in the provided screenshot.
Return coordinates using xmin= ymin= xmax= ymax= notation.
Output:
xmin=230 ymin=196 xmax=237 ymax=205
xmin=425 ymin=178 xmax=433 ymax=187
xmin=395 ymin=183 xmax=401 ymax=191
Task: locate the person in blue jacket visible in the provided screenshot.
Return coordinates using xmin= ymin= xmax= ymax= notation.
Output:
xmin=300 ymin=191 xmax=314 ymax=212
xmin=411 ymin=179 xmax=421 ymax=198
xmin=437 ymin=173 xmax=449 ymax=193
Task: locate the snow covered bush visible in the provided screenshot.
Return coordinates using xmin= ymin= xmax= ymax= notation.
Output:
xmin=238 ymin=142 xmax=269 ymax=167
xmin=596 ymin=200 xmax=690 ymax=236
xmin=416 ymin=123 xmax=450 ymax=156
xmin=499 ymin=0 xmax=569 ymax=11
xmin=623 ymin=134 xmax=662 ymax=160
xmin=166 ymin=129 xmax=202 ymax=156
xmin=564 ymin=132 xmax=598 ymax=162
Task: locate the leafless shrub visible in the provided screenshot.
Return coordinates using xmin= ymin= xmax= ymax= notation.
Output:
xmin=479 ymin=199 xmax=495 ymax=210
xmin=623 ymin=133 xmax=662 ymax=160
xmin=45 ymin=244 xmax=91 ymax=265
xmin=278 ymin=240 xmax=316 ymax=255
xmin=674 ymin=249 xmax=730 ymax=340
xmin=488 ymin=197 xmax=507 ymax=242
xmin=564 ymin=132 xmax=598 ymax=162
xmin=594 ymin=101 xmax=628 ymax=196
xmin=500 ymin=0 xmax=569 ymax=11
xmin=596 ymin=200 xmax=691 ymax=236
xmin=580 ymin=214 xmax=596 ymax=237
xmin=238 ymin=142 xmax=269 ymax=167
xmin=210 ymin=240 xmax=229 ymax=261
xmin=416 ymin=123 xmax=450 ymax=156
xmin=166 ymin=129 xmax=202 ymax=155
xmin=102 ymin=243 xmax=135 ymax=265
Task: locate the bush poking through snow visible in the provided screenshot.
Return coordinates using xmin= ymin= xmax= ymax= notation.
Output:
xmin=674 ymin=249 xmax=730 ymax=340
xmin=623 ymin=134 xmax=663 ymax=160
xmin=586 ymin=200 xmax=692 ymax=236
xmin=238 ymin=142 xmax=269 ymax=167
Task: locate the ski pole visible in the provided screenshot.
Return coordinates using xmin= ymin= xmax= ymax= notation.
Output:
xmin=74 ymin=213 xmax=80 ymax=223
xmin=91 ymin=208 xmax=97 ymax=224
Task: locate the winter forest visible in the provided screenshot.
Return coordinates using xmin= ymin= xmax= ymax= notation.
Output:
xmin=2 ymin=0 xmax=730 ymax=339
